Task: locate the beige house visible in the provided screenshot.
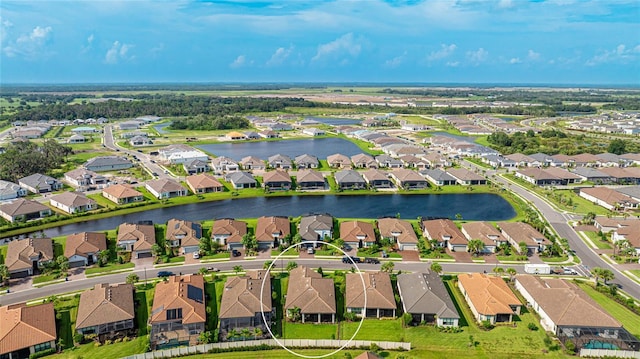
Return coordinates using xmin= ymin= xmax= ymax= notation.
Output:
xmin=185 ymin=173 xmax=223 ymax=194
xmin=102 ymin=184 xmax=143 ymax=204
xmin=64 ymin=232 xmax=107 ymax=267
xmin=461 ymin=221 xmax=506 ymax=253
xmin=5 ymin=238 xmax=54 ymax=277
xmin=422 ymin=219 xmax=468 ymax=252
xmin=0 ymin=303 xmax=56 ymax=359
xmin=116 ymin=223 xmax=156 ymax=259
xmin=75 ymin=283 xmax=135 ymax=337
xmin=340 ymin=221 xmax=377 ymax=249
xmin=458 ymin=273 xmax=521 ymax=325
xmin=285 ymin=266 xmax=336 ymax=323
xmin=211 ymin=218 xmax=247 ymax=250
xmin=497 ymin=222 xmax=550 ymax=254
xmin=255 ymin=216 xmax=290 ymax=249
xmin=219 ymin=270 xmax=272 ymax=337
xmin=346 ymin=271 xmax=396 ymax=318
xmin=377 ymin=218 xmax=418 ymax=251
xmin=165 ymin=219 xmax=202 ymax=255
xmin=145 ymin=179 xmax=188 ymax=199
xmin=0 ymin=198 xmax=52 ymax=222
xmin=49 ymin=192 xmax=97 ymax=214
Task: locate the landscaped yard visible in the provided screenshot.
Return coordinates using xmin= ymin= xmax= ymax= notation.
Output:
xmin=575 ymin=282 xmax=640 ymax=338
xmin=85 ymin=262 xmax=135 ymax=275
xmin=582 ymin=230 xmax=612 ymax=250
xmin=283 ymin=322 xmax=337 ymax=339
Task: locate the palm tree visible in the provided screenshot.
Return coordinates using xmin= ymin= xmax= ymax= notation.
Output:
xmin=467 ymin=239 xmax=485 ymax=257
xmin=0 ymin=264 xmax=9 ymax=286
xmin=601 ymin=269 xmax=614 ymax=285
xmin=241 ymin=328 xmax=251 ymax=340
xmin=233 ymin=265 xmax=243 ymax=275
xmin=493 ymin=266 xmax=504 ymax=277
xmin=286 ymin=261 xmax=298 ymax=273
xmin=263 ymin=260 xmax=273 ymax=270
xmin=227 ymin=329 xmax=238 ymax=340
xmin=506 ymin=267 xmax=517 ymax=282
xmin=253 ymin=327 xmax=263 ymax=339
xmin=430 ymin=262 xmax=443 ymax=275
xmin=591 ymin=267 xmax=605 ymax=284
xmin=613 ymin=240 xmax=628 ymax=256
xmin=381 ymin=261 xmax=395 ymax=273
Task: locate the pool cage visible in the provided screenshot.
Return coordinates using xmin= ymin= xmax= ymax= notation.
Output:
xmin=558 ymin=326 xmax=640 ymax=351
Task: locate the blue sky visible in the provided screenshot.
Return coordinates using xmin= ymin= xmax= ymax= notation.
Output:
xmin=1 ymin=0 xmax=639 ymax=85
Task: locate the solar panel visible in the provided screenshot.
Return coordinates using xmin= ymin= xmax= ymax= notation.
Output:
xmin=187 ymin=284 xmax=203 ymax=303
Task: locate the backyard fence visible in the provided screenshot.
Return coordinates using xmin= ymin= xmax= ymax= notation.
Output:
xmin=580 ymin=349 xmax=640 ymax=358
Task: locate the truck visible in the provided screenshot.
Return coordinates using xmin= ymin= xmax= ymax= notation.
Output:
xmin=524 ymin=264 xmax=551 ymax=275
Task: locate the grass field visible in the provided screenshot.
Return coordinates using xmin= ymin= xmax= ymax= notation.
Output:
xmin=582 ymin=230 xmax=612 ymax=250
xmin=575 ymin=282 xmax=640 ymax=338
xmin=84 ymin=262 xmax=135 ymax=275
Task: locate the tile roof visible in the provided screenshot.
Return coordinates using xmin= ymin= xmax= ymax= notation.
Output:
xmin=299 ymin=214 xmax=333 ymax=241
xmin=145 ymin=178 xmax=187 ymax=194
xmin=50 ymin=191 xmax=96 ymax=208
xmin=0 ymin=198 xmax=50 ymax=217
xmin=447 ymin=168 xmax=485 ymax=181
xmin=515 ymin=275 xmax=621 ymax=328
xmin=6 ymin=238 xmax=54 ymax=272
xmin=186 ymin=173 xmax=223 ymax=190
xmin=334 ymin=170 xmax=366 ymax=184
xmin=117 ymin=223 xmax=156 ymax=251
xmin=461 ymin=221 xmax=504 ymax=246
xmin=391 ymin=168 xmax=426 ymax=182
xmin=458 ymin=273 xmax=521 ymax=316
xmin=64 ymin=232 xmax=107 ymax=259
xmin=361 ymin=169 xmax=389 ymax=182
xmin=377 ymin=218 xmax=418 ymax=244
xmin=296 ymin=169 xmax=324 ymax=183
xmin=0 ymin=303 xmax=56 ymax=355
xmin=102 ymin=184 xmax=142 ymax=199
xmin=340 ymin=221 xmax=376 ymax=243
xmin=255 ymin=216 xmax=290 ymax=242
xmin=581 ymin=187 xmax=638 ymax=206
xmin=211 ymin=218 xmax=247 ymax=243
xmin=498 ymin=222 xmax=551 ymax=247
xmin=326 ymin=153 xmax=351 ymax=167
xmin=263 ymin=170 xmax=292 ymax=183
xmin=422 ymin=219 xmax=467 ymax=245
xmin=75 ymin=283 xmax=135 ymax=330
xmin=166 ymin=219 xmax=202 ymax=248
xmin=219 ymin=270 xmax=271 ymax=319
xmin=151 ymin=275 xmax=206 ymax=325
xmin=345 ymin=272 xmax=395 ymax=310
xmin=397 ymin=272 xmax=459 ymax=319
xmin=285 ymin=266 xmax=336 ymax=315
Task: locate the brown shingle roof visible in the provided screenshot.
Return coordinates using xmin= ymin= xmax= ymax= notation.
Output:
xmin=0 ymin=198 xmax=50 ymax=217
xmin=345 ymin=272 xmax=395 ymax=310
xmin=285 ymin=266 xmax=336 ymax=315
xmin=458 ymin=273 xmax=520 ymax=316
xmin=64 ymin=232 xmax=107 ymax=259
xmin=102 ymin=184 xmax=142 ymax=199
xmin=377 ymin=218 xmax=417 ymax=244
xmin=581 ymin=187 xmax=638 ymax=207
xmin=117 ymin=223 xmax=156 ymax=251
xmin=515 ymin=275 xmax=621 ymax=328
xmin=50 ymin=191 xmax=96 ymax=208
xmin=263 ymin=170 xmax=291 ymax=183
xmin=75 ymin=283 xmax=135 ymax=330
xmin=447 ymin=168 xmax=485 ymax=181
xmin=166 ymin=219 xmax=202 ymax=248
xmin=150 ymin=275 xmax=206 ymax=325
xmin=5 ymin=238 xmax=54 ymax=272
xmin=255 ymin=216 xmax=290 ymax=242
xmin=211 ymin=219 xmax=247 ymax=243
xmin=296 ymin=169 xmax=324 ymax=183
xmin=219 ymin=270 xmax=271 ymax=319
xmin=422 ymin=219 xmax=467 ymax=245
xmin=185 ymin=173 xmax=223 ymax=190
xmin=0 ymin=303 xmax=56 ymax=355
xmin=497 ymin=222 xmax=551 ymax=247
xmin=461 ymin=222 xmax=504 ymax=246
xmin=340 ymin=221 xmax=376 ymax=243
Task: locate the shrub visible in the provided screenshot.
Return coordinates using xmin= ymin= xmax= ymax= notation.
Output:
xmin=73 ymin=333 xmax=84 ymax=344
xmin=104 ymin=339 xmax=112 ymax=345
xmin=369 ymin=342 xmax=381 ymax=353
xmin=564 ymin=340 xmax=576 ymax=354
xmin=481 ymin=320 xmax=494 ymax=330
xmin=344 ymin=312 xmax=357 ymax=322
xmin=29 ymin=348 xmax=56 ymax=359
xmin=527 ymin=323 xmax=539 ymax=331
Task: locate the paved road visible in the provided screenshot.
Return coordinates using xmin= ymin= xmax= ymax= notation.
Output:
xmin=0 ymin=258 xmax=526 ymax=306
xmin=103 ymin=124 xmax=173 ymax=179
xmin=464 ymin=160 xmax=640 ymax=300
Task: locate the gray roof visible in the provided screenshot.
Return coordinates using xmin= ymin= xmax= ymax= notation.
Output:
xmin=0 ymin=180 xmax=24 ymax=197
xmin=268 ymin=154 xmax=291 ymax=165
xmin=18 ymin=173 xmax=59 ymax=189
xmin=225 ymin=171 xmax=256 ymax=185
xmin=0 ymin=198 xmax=50 ymax=216
xmin=397 ymin=271 xmax=459 ymax=319
xmin=420 ymin=169 xmax=457 ymax=182
xmin=616 ymin=186 xmax=640 ymax=200
xmin=334 ymin=170 xmax=365 ymax=184
xmin=571 ymin=167 xmax=611 ymax=179
xmin=294 ymin=154 xmax=319 ymax=166
xmin=595 ymin=153 xmax=621 ymax=163
xmin=376 ymin=154 xmax=403 ymax=166
xmin=299 ymin=214 xmax=333 ymax=241
xmin=84 ymin=156 xmax=133 ymax=168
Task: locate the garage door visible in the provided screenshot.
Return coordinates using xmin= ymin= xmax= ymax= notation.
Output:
xmin=229 ymin=243 xmax=244 ymax=250
xmin=137 ymin=251 xmax=153 ymax=258
xmin=401 ymin=244 xmax=417 ymax=251
xmin=10 ymin=269 xmax=30 ymax=279
xmin=69 ymin=260 xmax=85 ymax=268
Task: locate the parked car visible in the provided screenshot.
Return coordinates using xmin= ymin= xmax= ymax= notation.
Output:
xmin=364 ymin=257 xmax=380 ymax=264
xmin=152 ymin=172 xmax=158 ymax=176
xmin=192 ymin=252 xmax=200 ymax=259
xmin=381 ymin=250 xmax=389 ymax=258
xmin=562 ymin=267 xmax=578 ymax=275
xmin=307 ymin=247 xmax=315 ymax=254
xmin=342 ymin=256 xmax=361 ymax=264
xmin=206 ymin=266 xmax=220 ymax=272
xmin=157 ymin=271 xmax=174 ymax=277
xmin=232 ymin=249 xmax=241 ymax=257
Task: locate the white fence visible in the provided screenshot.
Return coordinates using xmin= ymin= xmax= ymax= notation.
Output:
xmin=121 ymin=339 xmax=411 ymax=359
xmin=580 ymin=349 xmax=640 ymax=358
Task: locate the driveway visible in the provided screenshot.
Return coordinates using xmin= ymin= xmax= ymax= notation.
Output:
xmin=256 ymin=248 xmax=272 ymax=259
xmin=398 ymin=250 xmax=420 ymax=262
xmin=132 ymin=257 xmax=154 ymax=269
xmin=7 ymin=277 xmax=32 ymax=293
xmin=448 ymin=250 xmax=473 ymax=263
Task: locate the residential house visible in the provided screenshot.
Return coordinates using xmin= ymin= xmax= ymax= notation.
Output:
xmin=420 ymin=169 xmax=457 ymax=186
xmin=225 ymin=131 xmax=246 ymax=141
xmin=0 ymin=198 xmax=52 ymax=222
xmin=102 ymin=184 xmax=143 ymax=205
xmin=346 ymin=272 xmax=396 ymax=318
xmin=570 ymin=153 xmax=601 ymax=167
xmin=599 ymin=167 xmax=640 ymax=185
xmin=75 ymin=283 xmax=135 ymax=337
xmin=299 ymin=213 xmax=333 ymax=244
xmin=219 ymin=270 xmax=272 ymax=337
xmin=515 ymin=275 xmax=638 ymax=351
xmin=166 ymin=219 xmax=202 ymax=255
xmin=377 ymin=218 xmax=418 ymax=251
xmin=244 ymin=131 xmax=260 ymax=140
xmin=182 ymin=159 xmax=209 ymax=175
xmin=482 ymin=154 xmax=516 ymax=168
xmin=334 ymin=170 xmax=366 ymax=190
xmin=516 ymin=168 xmax=562 ymax=186
xmin=158 ymin=145 xmax=208 ymax=164
xmin=399 ymin=155 xmax=429 ymax=169
xmin=84 ymin=156 xmax=133 ymax=172
xmin=362 ymin=169 xmax=393 ymax=189
xmin=295 ymin=169 xmax=326 ymax=190
xmin=116 ymin=223 xmax=156 ymax=259
xmin=186 ymin=173 xmax=223 ymax=194
xmin=375 ymin=154 xmax=403 ymax=169
xmin=390 ymin=169 xmax=429 ymax=189
xmin=285 ymin=266 xmax=336 ymax=323
xmin=497 ymin=222 xmax=550 ymax=254
xmin=594 ymin=216 xmax=640 ymax=233
xmin=397 ymin=271 xmax=460 ymax=327
xmin=50 ymin=192 xmax=97 ymax=214
xmin=118 ymin=120 xmax=142 ymax=130
xmin=422 ymin=152 xmax=451 ymax=168
xmin=225 ymin=172 xmax=257 ymax=189
xmin=0 ymin=303 xmax=56 ymax=359
xmin=457 ymin=273 xmax=522 ymax=325
xmin=461 ymin=222 xmax=505 ymax=253
xmin=64 ymin=232 xmax=107 ymax=267
xmin=543 ymin=167 xmax=582 ymax=184
xmin=596 ymin=153 xmax=627 ymax=167
xmin=5 ymin=238 xmax=53 ymax=278
xmin=129 ymin=135 xmax=153 ymax=146
xmin=211 ymin=218 xmax=247 ymax=250
xmin=351 ymin=153 xmax=377 ymax=169
xmin=150 ymin=275 xmax=206 ymax=349
xmin=326 ymin=153 xmax=351 ymax=168
xmin=145 ymin=179 xmax=188 ymax=199
xmin=505 ymin=153 xmax=535 ymax=167
xmin=240 ymin=156 xmax=266 ymax=170
xmin=617 ymin=185 xmax=640 ymax=201
xmin=255 ymin=216 xmax=290 ymax=248
xmin=211 ymin=156 xmax=239 ymax=174
xmin=340 ymin=221 xmax=376 ymax=249
xmin=258 ymin=130 xmax=278 ymax=139
xmin=18 ymin=174 xmax=62 ymax=194
xmin=68 ymin=134 xmax=86 ymax=143
xmin=263 ymin=170 xmax=292 ymax=191
xmin=0 ymin=180 xmax=26 ymax=201
xmin=303 ymin=128 xmax=325 ymax=136
xmin=294 ymin=154 xmax=319 ymax=169
xmin=580 ymin=187 xmax=638 ymax=211
xmin=572 ymin=167 xmax=613 ymax=184
xmin=612 ymin=222 xmax=640 ymax=256
xmin=64 ymin=168 xmax=107 ymax=189
xmin=267 ymin=154 xmax=292 ymax=169
xmin=447 ymin=168 xmax=486 ymax=185
xmin=422 ymin=219 xmax=468 ymax=252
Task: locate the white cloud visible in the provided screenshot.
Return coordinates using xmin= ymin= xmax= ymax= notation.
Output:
xmin=498 ymin=0 xmax=514 ymax=8
xmin=1 ymin=17 xmax=13 ymax=43
xmin=384 ymin=51 xmax=407 ymax=68
xmin=230 ymin=55 xmax=251 ymax=68
xmin=427 ymin=44 xmax=457 ymax=61
xmin=586 ymin=43 xmax=639 ymax=65
xmin=509 ymin=57 xmax=521 ymax=64
xmin=266 ymin=46 xmax=293 ymax=67
xmin=527 ymin=49 xmax=540 ymax=61
xmin=104 ymin=40 xmax=134 ymax=64
xmin=312 ymin=33 xmax=361 ymax=63
xmin=466 ymin=47 xmax=488 ymax=64
xmin=3 ymin=25 xmax=52 ymax=59
xmin=87 ymin=34 xmax=94 ymax=44
xmin=446 ymin=61 xmax=460 ymax=67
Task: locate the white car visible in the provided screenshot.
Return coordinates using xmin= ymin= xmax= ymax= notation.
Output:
xmin=192 ymin=252 xmax=200 ymax=259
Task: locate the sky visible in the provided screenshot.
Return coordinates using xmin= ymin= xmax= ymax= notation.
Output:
xmin=0 ymin=0 xmax=639 ymax=85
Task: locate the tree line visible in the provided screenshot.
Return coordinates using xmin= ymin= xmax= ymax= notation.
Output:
xmin=0 ymin=140 xmax=73 ymax=182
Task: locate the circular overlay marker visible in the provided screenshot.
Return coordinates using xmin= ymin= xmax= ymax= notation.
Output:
xmin=260 ymin=240 xmax=367 ymax=358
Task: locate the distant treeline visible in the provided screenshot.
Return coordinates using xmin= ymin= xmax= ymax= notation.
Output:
xmin=170 ymin=114 xmax=250 ymax=131
xmin=1 ymin=96 xmax=316 ymax=122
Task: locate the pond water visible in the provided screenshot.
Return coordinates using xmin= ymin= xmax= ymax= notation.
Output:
xmin=197 ymin=138 xmax=364 ymax=160
xmin=153 ymin=122 xmax=172 ymax=134
xmin=305 ymin=116 xmax=362 ymax=126
xmin=32 ymin=193 xmax=515 ymax=238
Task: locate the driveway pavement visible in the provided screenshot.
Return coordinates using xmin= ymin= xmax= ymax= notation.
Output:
xmin=448 ymin=250 xmax=473 ymax=263
xmin=398 ymin=250 xmax=419 ymax=262
xmin=132 ymin=257 xmax=154 ymax=269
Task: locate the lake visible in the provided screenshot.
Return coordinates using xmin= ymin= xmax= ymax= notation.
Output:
xmin=32 ymin=193 xmax=515 ymax=238
xmin=305 ymin=116 xmax=362 ymax=126
xmin=197 ymin=138 xmax=364 ymax=160
xmin=154 ymin=122 xmax=171 ymax=134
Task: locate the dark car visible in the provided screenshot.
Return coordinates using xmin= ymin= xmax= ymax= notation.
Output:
xmin=342 ymin=256 xmax=361 ymax=264
xmin=232 ymin=249 xmax=241 ymax=257
xmin=206 ymin=266 xmax=220 ymax=272
xmin=157 ymin=271 xmax=174 ymax=277
xmin=364 ymin=257 xmax=380 ymax=264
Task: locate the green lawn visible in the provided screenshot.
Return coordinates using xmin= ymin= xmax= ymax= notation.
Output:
xmin=340 ymin=319 xmax=404 ymax=341
xmin=283 ymin=322 xmax=337 ymax=339
xmin=575 ymin=282 xmax=640 ymax=338
xmin=582 ymin=230 xmax=612 ymax=250
xmin=85 ymin=262 xmax=135 ymax=275
xmin=53 ymin=336 xmax=149 ymax=359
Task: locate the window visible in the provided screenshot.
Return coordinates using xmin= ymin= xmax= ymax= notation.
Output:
xmin=350 ymin=308 xmax=362 ymax=314
xmin=441 ymin=318 xmax=456 ymax=326
xmin=166 ymin=308 xmax=183 ymax=320
xmin=34 ymin=342 xmax=51 ymax=352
